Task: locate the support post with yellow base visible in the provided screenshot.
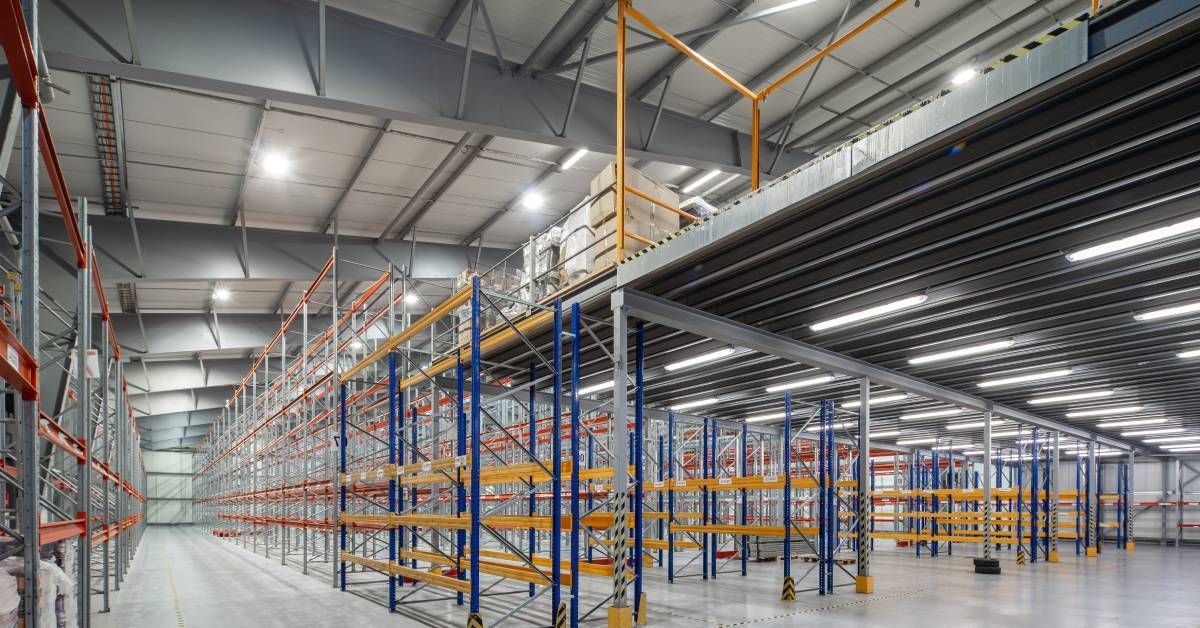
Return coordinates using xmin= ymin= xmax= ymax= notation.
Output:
xmin=855 ymin=575 xmax=874 ymax=594
xmin=555 ymin=603 xmax=567 ymax=628
xmin=608 ymin=606 xmax=633 ymax=628
xmin=781 ymin=576 xmax=796 ymax=601
xmin=1086 ymin=546 xmax=1097 ymax=557
xmin=467 ymin=612 xmax=484 ymax=628
xmin=635 ymin=593 xmax=648 ymax=625
xmin=1126 ymin=541 xmax=1135 ymax=552
xmin=1047 ymin=550 xmax=1060 ymax=563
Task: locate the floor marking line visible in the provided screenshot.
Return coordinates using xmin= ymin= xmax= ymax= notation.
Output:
xmin=165 ymin=550 xmax=187 ymax=628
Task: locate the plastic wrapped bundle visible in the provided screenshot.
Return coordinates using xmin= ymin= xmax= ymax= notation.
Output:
xmin=0 ymin=571 xmax=17 ymax=628
xmin=560 ymin=207 xmax=594 ymax=285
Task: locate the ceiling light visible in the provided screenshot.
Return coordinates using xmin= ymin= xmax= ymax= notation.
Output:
xmin=521 ymin=191 xmax=545 ymax=210
xmin=1163 ymin=445 xmax=1200 ymax=452
xmin=1179 ymin=348 xmax=1200 ymax=358
xmin=1066 ymin=215 xmax=1200 ymax=262
xmin=212 ymin=287 xmax=231 ymax=302
xmin=703 ymin=173 xmax=740 ymax=197
xmin=765 ymin=374 xmax=834 ymax=393
xmin=1134 ymin=300 xmax=1200 ymax=321
xmin=896 ymin=437 xmax=937 ymax=446
xmin=842 ymin=393 xmax=907 ymax=409
xmin=805 ymin=421 xmax=855 ymax=432
xmin=1121 ymin=427 xmax=1184 ymax=437
xmin=1144 ymin=435 xmax=1200 ymax=443
xmin=987 ymin=430 xmax=1022 ymax=438
xmin=934 ymin=443 xmax=976 ymax=451
xmin=1029 ymin=389 xmax=1114 ymax=405
xmin=946 ymin=419 xmax=1009 ymax=431
xmin=978 ymin=368 xmax=1072 ymax=388
xmin=908 ymin=339 xmax=1013 ymax=365
xmin=560 ymin=148 xmax=588 ymax=170
xmin=349 ymin=340 xmax=365 ymax=352
xmin=868 ymin=430 xmax=901 ymax=439
xmin=745 ymin=411 xmax=786 ymax=423
xmin=771 ymin=0 xmax=821 ymax=12
xmin=404 ymin=292 xmax=420 ymax=305
xmin=951 ymin=67 xmax=978 ymax=85
xmin=670 ymin=397 xmax=720 ymax=411
xmin=899 ymin=408 xmax=964 ymax=421
xmin=1065 ymin=405 xmax=1143 ymax=418
xmin=810 ymin=294 xmax=927 ymax=332
xmin=1095 ymin=418 xmax=1167 ymax=429
xmin=577 ymin=379 xmax=614 ymax=396
xmin=261 ymin=152 xmax=290 ymax=177
xmin=682 ymin=169 xmax=721 ymax=194
xmin=664 ymin=347 xmax=734 ymax=372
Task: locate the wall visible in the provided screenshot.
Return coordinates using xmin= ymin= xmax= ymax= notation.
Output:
xmin=145 ymin=450 xmax=193 ymax=524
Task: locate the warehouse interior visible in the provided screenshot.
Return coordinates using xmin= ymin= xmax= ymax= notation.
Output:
xmin=0 ymin=0 xmax=1198 ymax=626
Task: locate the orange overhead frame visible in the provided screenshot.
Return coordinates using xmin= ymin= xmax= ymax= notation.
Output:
xmin=612 ymin=0 xmax=910 ymax=262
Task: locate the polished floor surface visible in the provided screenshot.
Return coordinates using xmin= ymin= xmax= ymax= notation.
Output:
xmin=95 ymin=526 xmax=1196 ymax=627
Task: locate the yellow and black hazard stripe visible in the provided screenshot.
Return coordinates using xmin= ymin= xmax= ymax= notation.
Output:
xmin=781 ymin=575 xmax=797 ymax=601
xmin=555 ymin=602 xmax=567 ymax=628
xmin=467 ymin=611 xmax=485 ymax=628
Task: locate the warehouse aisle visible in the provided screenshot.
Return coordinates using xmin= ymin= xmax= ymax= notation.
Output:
xmin=92 ymin=526 xmax=413 ymax=627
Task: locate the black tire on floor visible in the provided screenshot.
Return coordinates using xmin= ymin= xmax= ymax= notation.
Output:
xmin=973 ymin=557 xmax=1000 ymax=568
xmin=974 ymin=564 xmax=1002 ymax=575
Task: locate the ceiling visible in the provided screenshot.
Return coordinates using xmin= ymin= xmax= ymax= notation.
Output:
xmin=15 ymin=0 xmax=1098 ymax=449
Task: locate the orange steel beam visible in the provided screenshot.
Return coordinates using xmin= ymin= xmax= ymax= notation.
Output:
xmin=751 ymin=97 xmax=761 ymax=189
xmin=616 ymin=1 xmax=628 ymax=262
xmin=623 ymin=4 xmax=756 ymax=101
xmin=624 ymin=230 xmax=654 ymax=247
xmin=759 ymin=0 xmax=908 ymax=99
xmin=623 ymin=185 xmax=695 ymax=222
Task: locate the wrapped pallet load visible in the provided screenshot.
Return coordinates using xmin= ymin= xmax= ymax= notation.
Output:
xmin=560 ymin=205 xmax=595 ymax=285
xmin=587 ymin=162 xmax=680 ymax=269
xmin=453 ymin=268 xmax=525 ymax=347
xmin=521 ymin=225 xmax=564 ymax=302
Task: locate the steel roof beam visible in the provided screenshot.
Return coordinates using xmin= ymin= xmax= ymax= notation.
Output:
xmin=628 ymin=0 xmax=755 ymax=103
xmin=39 ymin=0 xmax=803 ymax=175
xmin=613 ymin=288 xmax=1133 ymax=451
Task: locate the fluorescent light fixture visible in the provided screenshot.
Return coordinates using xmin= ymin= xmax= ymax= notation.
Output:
xmin=682 ymin=169 xmax=721 ymax=194
xmin=1163 ymin=445 xmax=1200 ymax=452
xmin=670 ymin=397 xmax=719 ymax=411
xmin=1094 ymin=451 xmax=1127 ymax=458
xmin=560 ymin=148 xmax=588 ymax=170
xmin=896 ymin=437 xmax=937 ymax=446
xmin=978 ymin=368 xmax=1072 ymax=388
xmin=1134 ymin=300 xmax=1200 ymax=321
xmin=1066 ymin=215 xmax=1200 ymax=262
xmin=1065 ymin=405 xmax=1143 ymax=418
xmin=771 ymin=0 xmax=821 ymax=12
xmin=1095 ymin=418 xmax=1166 ymax=429
xmin=951 ymin=67 xmax=978 ymax=85
xmin=934 ymin=443 xmax=976 ymax=450
xmin=521 ymin=191 xmax=544 ymax=210
xmin=805 ymin=421 xmax=855 ymax=432
xmin=404 ymin=292 xmax=420 ymax=305
xmin=664 ymin=347 xmax=734 ymax=372
xmin=810 ymin=294 xmax=927 ymax=332
xmin=745 ymin=411 xmax=786 ymax=423
xmin=899 ymin=408 xmax=964 ymax=421
xmin=765 ymin=374 xmax=834 ymax=393
xmin=1029 ymin=389 xmax=1114 ymax=405
xmin=261 ymin=152 xmax=289 ymax=177
xmin=1121 ymin=427 xmax=1184 ymax=437
xmin=576 ymin=379 xmax=614 ymax=396
xmin=868 ymin=430 xmax=901 ymax=439
xmin=946 ymin=419 xmax=1009 ymax=431
xmin=1179 ymin=348 xmax=1200 ymax=358
xmin=212 ymin=287 xmax=232 ymax=302
xmin=908 ymin=340 xmax=1013 ymax=365
xmin=1144 ymin=435 xmax=1200 ymax=443
xmin=987 ymin=430 xmax=1022 ymax=438
xmin=842 ymin=393 xmax=907 ymax=409
xmin=703 ymin=173 xmax=740 ymax=197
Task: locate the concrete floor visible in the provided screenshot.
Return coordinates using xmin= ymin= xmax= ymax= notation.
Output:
xmin=96 ymin=526 xmax=1197 ymax=627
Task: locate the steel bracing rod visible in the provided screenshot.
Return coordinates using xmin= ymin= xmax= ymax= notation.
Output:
xmin=612 ymin=289 xmax=1133 ymax=450
xmin=456 ymin=0 xmax=477 ymax=121
xmin=629 ymin=0 xmax=754 ymax=102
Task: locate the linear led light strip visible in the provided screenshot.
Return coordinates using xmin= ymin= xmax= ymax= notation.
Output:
xmin=1028 ymin=389 xmax=1114 ymax=405
xmin=810 ymin=295 xmax=927 ymax=332
xmin=664 ymin=347 xmax=735 ymax=372
xmin=1144 ymin=435 xmax=1200 ymax=443
xmin=907 ymin=339 xmax=1014 ymax=365
xmin=1065 ymin=405 xmax=1143 ymax=418
xmin=576 ymin=379 xmax=614 ymax=396
xmin=1134 ymin=300 xmax=1200 ymax=321
xmin=946 ymin=419 xmax=1009 ymax=430
xmin=1095 ymin=418 xmax=1166 ymax=429
xmin=899 ymin=408 xmax=965 ymax=421
xmin=1066 ymin=215 xmax=1200 ymax=262
xmin=1179 ymin=348 xmax=1200 ymax=358
xmin=1121 ymin=427 xmax=1184 ymax=437
xmin=765 ymin=374 xmax=834 ymax=393
xmin=842 ymin=393 xmax=907 ymax=409
xmin=670 ymin=397 xmax=719 ymax=411
xmin=1163 ymin=445 xmax=1200 ymax=452
xmin=978 ymin=368 xmax=1072 ymax=388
